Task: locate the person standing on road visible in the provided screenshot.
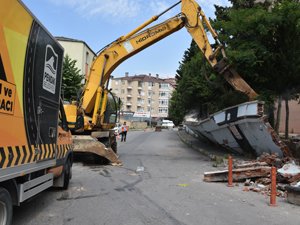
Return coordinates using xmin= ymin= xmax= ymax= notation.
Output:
xmin=120 ymin=122 xmax=128 ymax=142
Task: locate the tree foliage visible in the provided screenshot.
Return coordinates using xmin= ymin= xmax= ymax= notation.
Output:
xmin=169 ymin=41 xmax=247 ymax=124
xmin=62 ymin=55 xmax=84 ymax=101
xmin=215 ymin=0 xmax=300 ymax=95
xmin=170 ymin=0 xmax=300 ymax=125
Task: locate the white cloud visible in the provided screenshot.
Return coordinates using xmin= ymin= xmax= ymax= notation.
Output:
xmin=150 ymin=1 xmax=170 ymax=15
xmin=47 ymin=0 xmax=230 ymax=20
xmin=48 ymin=0 xmax=142 ymax=19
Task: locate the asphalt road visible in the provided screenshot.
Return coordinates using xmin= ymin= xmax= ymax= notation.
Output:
xmin=13 ymin=130 xmax=300 ymax=225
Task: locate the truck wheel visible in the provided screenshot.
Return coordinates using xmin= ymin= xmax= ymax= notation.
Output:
xmin=0 ymin=188 xmax=12 ymax=225
xmin=62 ymin=159 xmax=71 ymax=190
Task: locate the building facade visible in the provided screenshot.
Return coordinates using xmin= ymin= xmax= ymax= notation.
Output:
xmin=111 ymin=73 xmax=176 ymax=119
xmin=56 ymin=37 xmax=96 ymax=79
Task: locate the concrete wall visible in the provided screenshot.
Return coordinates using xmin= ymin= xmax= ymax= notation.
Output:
xmin=58 ymin=40 xmax=95 ymax=79
xmin=130 ymin=121 xmax=148 ymax=129
xmin=277 ymin=99 xmax=300 ymax=134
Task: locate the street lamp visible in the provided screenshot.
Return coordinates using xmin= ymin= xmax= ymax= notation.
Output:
xmin=149 ymin=91 xmax=152 ymax=128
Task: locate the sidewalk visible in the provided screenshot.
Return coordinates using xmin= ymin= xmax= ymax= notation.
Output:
xmin=177 ymin=129 xmax=246 ymax=163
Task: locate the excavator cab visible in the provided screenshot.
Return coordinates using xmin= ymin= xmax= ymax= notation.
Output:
xmin=102 ymin=90 xmax=119 ymax=129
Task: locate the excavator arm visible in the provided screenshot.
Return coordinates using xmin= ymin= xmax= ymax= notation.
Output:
xmin=181 ymin=0 xmax=258 ymax=100
xmin=64 ymin=0 xmax=260 ymax=165
xmin=80 ymin=0 xmax=258 ymax=131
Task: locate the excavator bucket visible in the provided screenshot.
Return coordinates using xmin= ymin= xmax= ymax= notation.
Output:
xmin=72 ymin=135 xmax=122 ymax=165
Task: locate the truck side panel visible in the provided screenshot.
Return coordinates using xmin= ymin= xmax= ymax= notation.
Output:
xmin=0 ymin=0 xmax=69 ymax=174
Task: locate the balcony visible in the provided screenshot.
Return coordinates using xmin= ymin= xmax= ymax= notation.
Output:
xmin=127 ymin=95 xmax=132 ymax=98
xmin=138 ymin=86 xmax=142 ymax=90
xmin=127 ymin=86 xmax=132 ymax=90
xmin=126 ymin=102 xmax=132 ymax=106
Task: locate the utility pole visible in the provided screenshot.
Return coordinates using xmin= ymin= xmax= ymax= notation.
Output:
xmin=149 ymin=91 xmax=152 ymax=128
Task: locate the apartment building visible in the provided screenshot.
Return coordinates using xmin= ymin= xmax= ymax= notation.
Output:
xmin=111 ymin=73 xmax=176 ymax=119
xmin=56 ymin=36 xmax=96 ymax=79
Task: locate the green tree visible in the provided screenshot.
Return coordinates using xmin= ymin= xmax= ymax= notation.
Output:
xmin=171 ymin=0 xmax=300 ymax=128
xmin=169 ymin=39 xmax=247 ymax=123
xmin=213 ymin=0 xmax=300 ymax=132
xmin=62 ymin=55 xmax=84 ymax=101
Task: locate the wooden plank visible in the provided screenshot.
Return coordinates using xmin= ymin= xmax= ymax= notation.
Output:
xmin=234 ymin=161 xmax=268 ymax=169
xmin=203 ymin=166 xmax=271 ymax=182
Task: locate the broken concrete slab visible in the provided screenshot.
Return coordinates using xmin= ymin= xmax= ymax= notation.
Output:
xmin=278 ymin=163 xmax=300 ymax=177
xmin=286 ymin=185 xmax=300 ymax=205
xmin=203 ymin=166 xmax=271 ymax=182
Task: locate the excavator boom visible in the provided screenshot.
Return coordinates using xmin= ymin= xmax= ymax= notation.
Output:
xmin=65 ymin=0 xmax=258 ymax=164
xmin=82 ymin=0 xmax=257 ymax=124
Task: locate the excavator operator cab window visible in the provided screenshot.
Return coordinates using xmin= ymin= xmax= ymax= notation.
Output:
xmin=104 ymin=92 xmax=118 ymax=124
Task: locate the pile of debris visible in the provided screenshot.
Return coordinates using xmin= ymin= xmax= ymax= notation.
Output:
xmin=204 ymin=153 xmax=300 ymax=204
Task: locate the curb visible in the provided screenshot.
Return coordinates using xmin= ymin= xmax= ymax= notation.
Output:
xmin=177 ymin=131 xmax=229 ymax=162
xmin=177 ymin=131 xmax=214 ymax=160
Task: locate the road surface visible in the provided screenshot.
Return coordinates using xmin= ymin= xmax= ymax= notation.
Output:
xmin=13 ymin=130 xmax=300 ymax=225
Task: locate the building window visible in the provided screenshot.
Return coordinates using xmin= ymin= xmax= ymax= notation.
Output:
xmin=138 ymin=91 xmax=144 ymax=96
xmin=159 ymin=91 xmax=167 ymax=97
xmin=138 ymin=99 xmax=144 ymax=105
xmin=159 ymin=107 xmax=168 ymax=113
xmin=121 ymin=89 xmax=125 ymax=94
xmin=122 ymin=80 xmax=125 ymax=85
xmin=85 ymin=63 xmax=89 ymax=79
xmin=159 ymin=83 xmax=169 ymax=89
xmin=85 ymin=51 xmax=89 ymax=79
xmin=159 ymin=100 xmax=168 ymax=106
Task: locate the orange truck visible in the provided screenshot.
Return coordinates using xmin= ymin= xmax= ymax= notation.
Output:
xmin=0 ymin=1 xmax=73 ymax=224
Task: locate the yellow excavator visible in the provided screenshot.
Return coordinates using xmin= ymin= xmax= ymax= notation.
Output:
xmin=64 ymin=0 xmax=258 ymax=164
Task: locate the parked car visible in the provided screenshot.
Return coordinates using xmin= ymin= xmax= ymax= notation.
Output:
xmin=161 ymin=120 xmax=175 ymax=129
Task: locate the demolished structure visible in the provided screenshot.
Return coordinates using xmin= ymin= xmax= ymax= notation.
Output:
xmin=203 ymin=153 xmax=300 ymax=205
xmin=185 ymin=101 xmax=290 ymax=157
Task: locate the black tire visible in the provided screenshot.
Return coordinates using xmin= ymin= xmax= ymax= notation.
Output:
xmin=0 ymin=188 xmax=12 ymax=225
xmin=62 ymin=159 xmax=71 ymax=190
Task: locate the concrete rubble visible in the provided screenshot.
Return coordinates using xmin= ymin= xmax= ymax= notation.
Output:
xmin=203 ymin=153 xmax=300 ymax=205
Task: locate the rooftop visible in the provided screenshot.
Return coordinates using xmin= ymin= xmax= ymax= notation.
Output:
xmin=55 ymin=36 xmax=96 ymax=56
xmin=112 ymin=74 xmax=176 ymax=86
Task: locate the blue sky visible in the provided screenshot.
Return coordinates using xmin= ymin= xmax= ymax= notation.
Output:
xmin=22 ymin=0 xmax=230 ymax=78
